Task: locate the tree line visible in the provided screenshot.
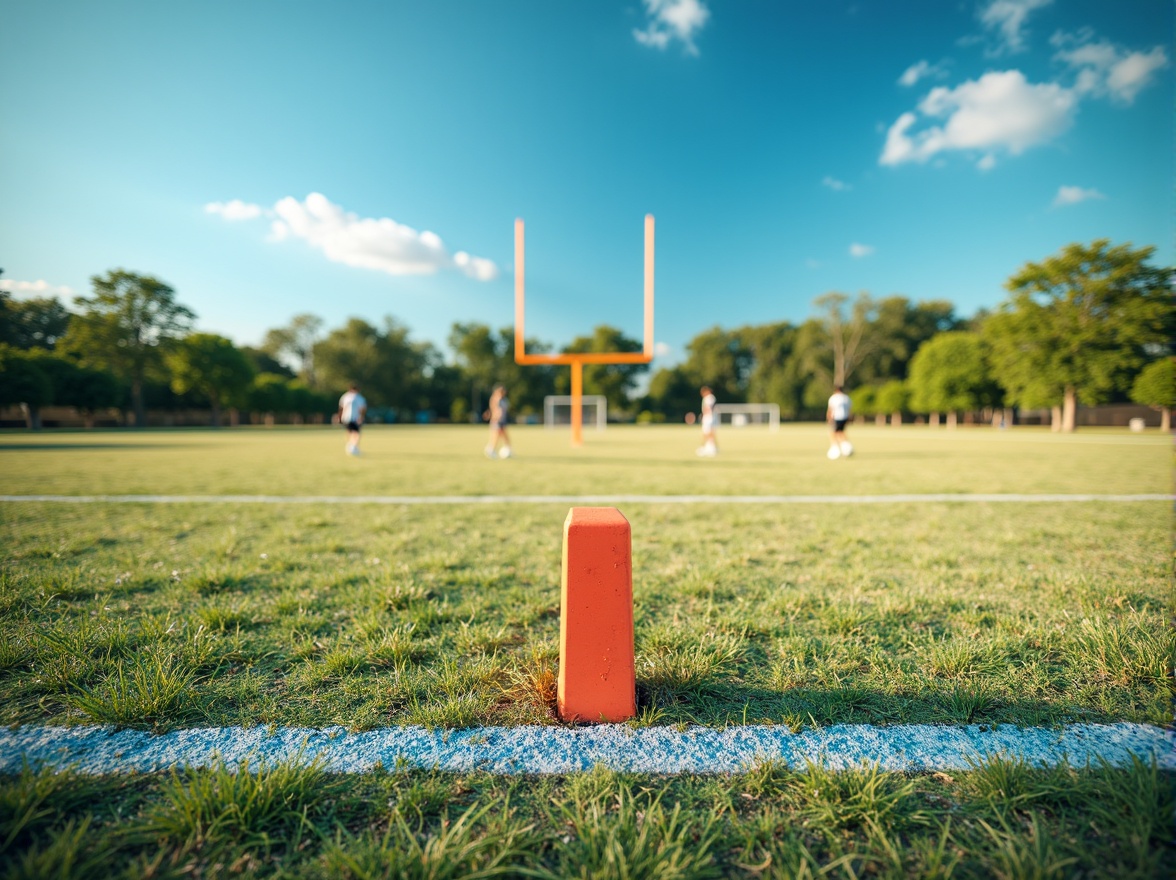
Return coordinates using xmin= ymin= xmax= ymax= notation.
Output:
xmin=1 ymin=240 xmax=1171 ymax=431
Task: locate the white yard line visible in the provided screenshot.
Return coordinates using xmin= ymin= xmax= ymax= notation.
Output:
xmin=1 ymin=723 xmax=1171 ymax=775
xmin=0 ymin=494 xmax=1171 ymax=505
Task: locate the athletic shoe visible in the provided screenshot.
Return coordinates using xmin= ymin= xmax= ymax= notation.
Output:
xmin=484 ymin=447 xmax=497 ymax=459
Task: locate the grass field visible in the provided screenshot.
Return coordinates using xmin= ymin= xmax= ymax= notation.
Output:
xmin=1 ymin=425 xmax=1172 ymax=878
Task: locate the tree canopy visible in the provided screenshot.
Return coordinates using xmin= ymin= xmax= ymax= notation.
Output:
xmin=167 ymin=333 xmax=255 ymax=426
xmin=907 ymin=331 xmax=1000 ymax=415
xmin=984 ymin=240 xmax=1174 ymax=431
xmin=61 ymin=270 xmax=195 ymax=426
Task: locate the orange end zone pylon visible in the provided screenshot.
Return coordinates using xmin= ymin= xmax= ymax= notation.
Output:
xmin=514 ymin=215 xmax=655 ymax=446
xmin=558 ymin=507 xmax=636 ymax=723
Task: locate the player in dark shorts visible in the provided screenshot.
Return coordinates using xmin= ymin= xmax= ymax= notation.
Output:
xmin=826 ymin=385 xmax=852 ymax=458
xmin=337 ymin=383 xmax=367 ymax=456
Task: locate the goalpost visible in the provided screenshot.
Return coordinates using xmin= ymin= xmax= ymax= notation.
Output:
xmin=544 ymin=395 xmax=607 ymax=431
xmin=712 ymin=403 xmax=780 ymax=432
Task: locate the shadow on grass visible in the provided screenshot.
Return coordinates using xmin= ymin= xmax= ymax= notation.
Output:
xmin=637 ymin=681 xmax=1076 ymax=729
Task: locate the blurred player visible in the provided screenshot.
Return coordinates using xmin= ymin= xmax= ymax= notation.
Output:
xmin=338 ymin=383 xmax=367 ymax=456
xmin=696 ymin=385 xmax=717 ymax=457
xmin=826 ymin=385 xmax=853 ymax=458
xmin=484 ymin=384 xmax=512 ymax=459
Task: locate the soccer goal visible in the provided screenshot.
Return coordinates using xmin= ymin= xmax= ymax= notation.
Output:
xmin=712 ymin=403 xmax=780 ymax=432
xmin=544 ymin=395 xmax=607 ymax=431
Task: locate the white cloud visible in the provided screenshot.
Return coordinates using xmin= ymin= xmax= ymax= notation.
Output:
xmin=978 ymin=0 xmax=1052 ymax=54
xmin=849 ymin=243 xmax=875 ymax=258
xmin=209 ymin=193 xmax=499 ymax=282
xmin=880 ymin=70 xmax=1075 ymax=165
xmin=822 ymin=176 xmax=851 ymax=192
xmin=204 ymin=199 xmax=264 ymax=221
xmin=899 ymin=59 xmax=947 ymax=87
xmin=1052 ymin=185 xmax=1105 ymax=207
xmin=0 ymin=278 xmax=75 ymax=297
xmin=654 ymin=341 xmax=672 ymax=358
xmin=977 ymin=153 xmax=997 ymax=170
xmin=1053 ymin=31 xmax=1169 ymax=104
xmin=633 ymin=0 xmax=710 ymax=56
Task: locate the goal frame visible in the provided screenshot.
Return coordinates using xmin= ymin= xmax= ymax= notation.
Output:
xmin=544 ymin=395 xmax=607 ymax=431
xmin=712 ymin=403 xmax=780 ymax=432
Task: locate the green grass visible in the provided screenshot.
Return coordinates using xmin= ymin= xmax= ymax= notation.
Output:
xmin=1 ymin=757 xmax=1171 ymax=879
xmin=1 ymin=493 xmax=1170 ymax=731
xmin=1 ymin=424 xmax=1172 ymax=876
xmin=0 ymin=423 xmax=1169 ymax=496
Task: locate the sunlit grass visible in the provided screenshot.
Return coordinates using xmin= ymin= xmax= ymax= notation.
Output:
xmin=1 ymin=425 xmax=1171 ymax=876
xmin=1 ymin=498 xmax=1169 ymax=730
xmin=0 ymin=423 xmax=1168 ymax=496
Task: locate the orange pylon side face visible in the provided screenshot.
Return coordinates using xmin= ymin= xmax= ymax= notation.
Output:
xmin=558 ymin=507 xmax=636 ymax=723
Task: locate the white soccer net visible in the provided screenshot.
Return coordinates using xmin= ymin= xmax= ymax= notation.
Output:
xmin=544 ymin=395 xmax=607 ymax=430
xmin=712 ymin=403 xmax=780 ymax=432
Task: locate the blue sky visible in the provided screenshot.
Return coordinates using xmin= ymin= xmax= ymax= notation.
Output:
xmin=1 ymin=0 xmax=1170 ymax=365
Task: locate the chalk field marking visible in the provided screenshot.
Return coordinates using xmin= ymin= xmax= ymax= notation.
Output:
xmin=0 ymin=494 xmax=1170 ymax=505
xmin=2 ymin=723 xmax=1171 ymax=776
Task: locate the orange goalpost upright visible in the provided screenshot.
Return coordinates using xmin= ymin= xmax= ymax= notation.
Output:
xmin=514 ymin=215 xmax=655 ymax=446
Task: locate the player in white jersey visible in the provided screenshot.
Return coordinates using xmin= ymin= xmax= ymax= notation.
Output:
xmin=696 ymin=385 xmax=718 ymax=457
xmin=826 ymin=385 xmax=852 ymax=458
xmin=338 ymin=383 xmax=367 ymax=456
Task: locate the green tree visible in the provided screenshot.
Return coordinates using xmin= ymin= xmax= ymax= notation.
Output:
xmin=248 ymin=372 xmax=293 ymax=424
xmin=851 ymin=385 xmax=878 ymax=421
xmin=1130 ymin=358 xmax=1174 ymax=432
xmin=807 ymin=292 xmax=879 ymax=387
xmin=262 ymin=313 xmax=324 ymax=384
xmin=0 ymin=346 xmax=52 ymax=428
xmin=241 ymin=346 xmax=295 ymax=378
xmin=984 ymin=241 xmax=1174 ymax=432
xmin=0 ymin=293 xmax=72 ymax=350
xmin=875 ymin=379 xmax=909 ymax=425
xmin=742 ymin=322 xmax=807 ymax=418
xmin=857 ymin=296 xmax=958 ymax=384
xmin=166 ymin=333 xmax=255 ymax=427
xmin=907 ymin=331 xmax=1000 ymax=427
xmin=60 ymin=270 xmax=195 ymax=427
xmin=314 ymin=317 xmax=436 ymax=417
xmin=642 ymin=366 xmax=699 ymax=421
xmin=678 ymin=326 xmax=752 ymax=402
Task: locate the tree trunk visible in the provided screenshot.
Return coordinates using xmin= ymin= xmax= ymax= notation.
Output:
xmin=265 ymin=413 xmax=275 ymax=427
xmin=946 ymin=411 xmax=957 ymax=429
xmin=875 ymin=413 xmax=886 ymax=426
xmin=929 ymin=412 xmax=940 ymax=427
xmin=1004 ymin=408 xmax=1014 ymax=428
xmin=890 ymin=411 xmax=902 ymax=426
xmin=1050 ymin=406 xmax=1062 ymax=431
xmin=1062 ymin=386 xmax=1077 ymax=433
xmin=1161 ymin=407 xmax=1171 ymax=432
xmin=84 ymin=413 xmax=96 ymax=430
xmin=210 ymin=396 xmax=222 ymax=428
xmin=19 ymin=403 xmax=41 ymax=430
xmin=132 ymin=376 xmax=146 ymax=428
xmin=963 ymin=411 xmax=974 ymax=425
xmin=229 ymin=408 xmax=239 ymax=428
